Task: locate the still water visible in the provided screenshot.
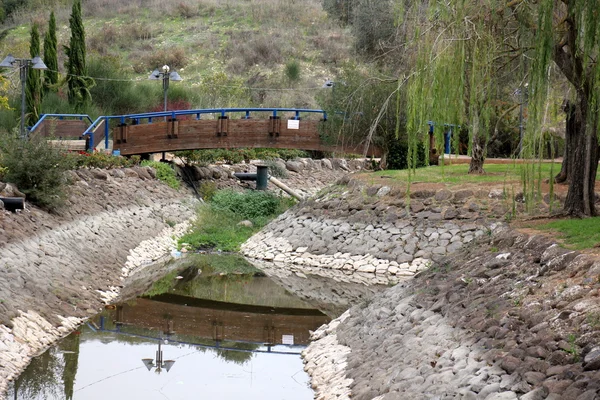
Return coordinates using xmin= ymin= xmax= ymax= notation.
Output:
xmin=8 ymin=257 xmax=331 ymax=400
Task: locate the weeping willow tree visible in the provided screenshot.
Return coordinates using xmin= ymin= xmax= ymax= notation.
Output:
xmin=402 ymin=0 xmax=600 ymax=217
xmin=404 ymin=2 xmax=500 ymax=174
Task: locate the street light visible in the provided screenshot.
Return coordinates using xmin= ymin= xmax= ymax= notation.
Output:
xmin=148 ymin=65 xmax=183 ymax=115
xmin=0 ymin=54 xmax=48 ymax=138
xmin=142 ymin=338 xmax=175 ymax=374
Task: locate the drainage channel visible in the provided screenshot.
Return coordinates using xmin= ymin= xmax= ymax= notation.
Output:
xmin=8 ymin=255 xmax=332 ymax=400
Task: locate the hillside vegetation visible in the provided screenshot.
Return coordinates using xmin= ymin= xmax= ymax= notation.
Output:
xmin=0 ymin=0 xmax=357 ymax=124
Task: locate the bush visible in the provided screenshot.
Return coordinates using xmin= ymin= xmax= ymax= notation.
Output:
xmin=284 ymin=59 xmax=301 ymax=83
xmin=264 ymin=159 xmax=288 ymax=178
xmin=0 ymin=133 xmax=70 ymax=209
xmin=141 ymin=160 xmax=180 ymax=189
xmin=180 ymin=189 xmax=295 ymax=251
xmin=386 ymin=140 xmax=427 ymax=170
xmin=211 ymin=189 xmax=281 ymax=220
xmin=69 ymin=152 xmax=140 ymax=169
xmin=198 ymin=181 xmax=217 ymax=200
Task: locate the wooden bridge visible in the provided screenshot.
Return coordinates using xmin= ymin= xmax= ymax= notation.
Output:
xmin=29 ymin=108 xmax=381 ymax=156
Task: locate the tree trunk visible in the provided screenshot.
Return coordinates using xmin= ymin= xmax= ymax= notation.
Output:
xmin=468 ymin=134 xmax=485 ymax=174
xmin=555 ymin=100 xmax=575 ymax=184
xmin=563 ymin=96 xmax=599 ymax=216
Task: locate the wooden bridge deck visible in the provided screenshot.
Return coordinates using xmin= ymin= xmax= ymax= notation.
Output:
xmin=30 ymin=109 xmax=382 ymax=156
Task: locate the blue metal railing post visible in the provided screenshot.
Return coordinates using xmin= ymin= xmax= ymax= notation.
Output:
xmin=104 ymin=117 xmax=109 ymax=150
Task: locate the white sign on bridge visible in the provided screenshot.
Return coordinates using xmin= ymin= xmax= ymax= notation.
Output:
xmin=287 ymin=120 xmax=300 ymax=130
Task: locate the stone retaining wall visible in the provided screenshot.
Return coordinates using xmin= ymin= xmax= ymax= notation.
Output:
xmin=243 ymin=178 xmax=600 ymax=399
xmin=0 ymin=169 xmax=198 ymax=396
xmin=242 ymin=179 xmax=491 ymax=283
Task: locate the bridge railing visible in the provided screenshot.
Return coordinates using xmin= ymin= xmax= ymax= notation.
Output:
xmin=82 ymin=108 xmax=328 ymax=152
xmin=31 ymin=108 xmax=329 ymax=152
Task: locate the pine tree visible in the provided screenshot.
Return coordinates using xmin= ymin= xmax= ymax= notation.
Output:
xmin=64 ymin=0 xmax=93 ymax=108
xmin=25 ymin=24 xmax=41 ymax=127
xmin=43 ymin=11 xmax=58 ymax=93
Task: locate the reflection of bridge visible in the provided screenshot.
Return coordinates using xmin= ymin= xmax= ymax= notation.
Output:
xmin=105 ymin=296 xmax=329 ymax=346
xmin=30 ymin=108 xmax=381 ymax=156
xmin=92 ymin=321 xmax=306 ymax=356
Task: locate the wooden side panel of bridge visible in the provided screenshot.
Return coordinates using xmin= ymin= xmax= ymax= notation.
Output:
xmin=114 ymin=118 xmax=381 ymax=156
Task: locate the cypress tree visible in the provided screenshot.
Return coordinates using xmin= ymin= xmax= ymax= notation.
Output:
xmin=25 ymin=24 xmax=42 ymax=127
xmin=43 ymin=11 xmax=58 ymax=93
xmin=65 ymin=0 xmax=93 ymax=108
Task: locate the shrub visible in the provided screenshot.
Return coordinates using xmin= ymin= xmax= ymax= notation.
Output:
xmin=138 ymin=47 xmax=188 ymax=71
xmin=386 ymin=140 xmax=427 ymax=170
xmin=141 ymin=160 xmax=180 ymax=189
xmin=211 ymin=189 xmax=281 ymax=220
xmin=263 ymin=159 xmax=288 ymax=178
xmin=284 ymin=59 xmax=301 ymax=83
xmin=69 ymin=151 xmax=140 ymax=169
xmin=180 ymin=189 xmax=295 ymax=251
xmin=0 ymin=133 xmax=70 ymax=209
xmin=198 ymin=181 xmax=217 ymax=200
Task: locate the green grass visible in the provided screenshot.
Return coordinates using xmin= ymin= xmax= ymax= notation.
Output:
xmin=372 ymin=162 xmax=589 ymax=185
xmin=537 ymin=217 xmax=600 ymax=250
xmin=180 ymin=189 xmax=294 ymax=252
xmin=180 ymin=206 xmax=258 ymax=252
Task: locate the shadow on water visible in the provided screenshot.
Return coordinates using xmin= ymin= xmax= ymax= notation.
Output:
xmin=8 ymin=254 xmax=354 ymax=400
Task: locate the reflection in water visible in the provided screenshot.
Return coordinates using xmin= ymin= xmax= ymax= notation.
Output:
xmin=9 ymin=258 xmax=331 ymax=400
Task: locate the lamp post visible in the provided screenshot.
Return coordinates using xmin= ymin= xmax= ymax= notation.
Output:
xmin=0 ymin=54 xmax=48 ymax=138
xmin=148 ymin=65 xmax=183 ymax=116
xmin=142 ymin=337 xmax=175 ymax=374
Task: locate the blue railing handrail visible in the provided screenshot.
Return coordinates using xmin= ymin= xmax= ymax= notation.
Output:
xmin=29 ymin=113 xmax=94 ymax=134
xmin=116 ymin=107 xmax=327 ymax=122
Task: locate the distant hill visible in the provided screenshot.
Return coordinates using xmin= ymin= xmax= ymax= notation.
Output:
xmin=0 ymin=0 xmax=356 ymax=112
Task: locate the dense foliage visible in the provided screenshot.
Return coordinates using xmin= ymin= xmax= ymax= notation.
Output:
xmin=64 ymin=0 xmax=94 ymax=108
xmin=175 ymin=148 xmax=309 ymax=165
xmin=0 ymin=133 xmax=70 ymax=209
xmin=42 ymin=12 xmax=58 ymax=94
xmin=180 ymin=189 xmax=294 ymax=252
xmin=140 ymin=160 xmax=180 ymax=189
xmin=25 ymin=24 xmax=41 ymax=127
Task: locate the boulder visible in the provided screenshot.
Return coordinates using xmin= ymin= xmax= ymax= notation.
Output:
xmin=90 ymin=169 xmax=109 ymax=180
xmin=286 ymin=160 xmax=304 ymax=173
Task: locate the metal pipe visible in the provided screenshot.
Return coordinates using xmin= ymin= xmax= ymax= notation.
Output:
xmin=269 ymin=177 xmax=303 ymax=200
xmin=0 ymin=197 xmax=25 ymax=212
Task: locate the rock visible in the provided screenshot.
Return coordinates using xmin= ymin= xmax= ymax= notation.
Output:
xmin=133 ymin=166 xmax=153 ymax=180
xmin=435 ymin=189 xmax=453 ymax=201
xmin=0 ymin=199 xmax=3 ymax=210
xmin=192 ymin=166 xmax=207 ymax=180
xmin=583 ymin=347 xmax=600 ymax=371
xmin=520 ymin=388 xmax=549 ymax=400
xmin=332 ymin=158 xmax=350 ymax=171
xmin=454 ymin=189 xmax=474 ymax=202
xmin=211 ymin=167 xmax=223 ymax=179
xmin=376 ymin=186 xmax=391 ymax=197
xmin=90 ymin=169 xmax=109 ymax=180
xmin=110 ymin=169 xmax=125 ymax=178
xmin=238 ymin=220 xmax=253 ymax=228
xmin=1 ymin=183 xmax=26 ymax=198
xmin=321 ymin=159 xmax=333 ymax=169
xmin=285 ymin=161 xmax=303 ymax=173
xmin=145 ymin=166 xmax=157 ymax=179
xmin=123 ymin=168 xmax=139 ymax=178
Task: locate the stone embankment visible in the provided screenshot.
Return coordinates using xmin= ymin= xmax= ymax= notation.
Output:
xmin=242 ymin=177 xmax=493 ymax=284
xmin=243 ymin=178 xmax=600 ymax=399
xmin=182 ymin=157 xmax=368 ymax=197
xmin=0 ymin=167 xmax=198 ymax=395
